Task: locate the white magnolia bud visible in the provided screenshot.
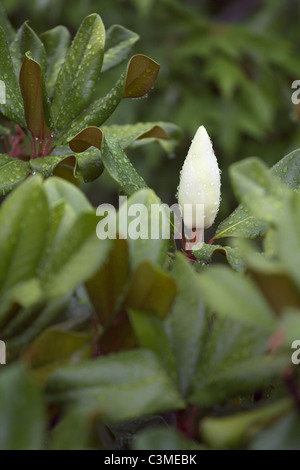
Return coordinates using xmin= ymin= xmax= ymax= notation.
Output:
xmin=178 ymin=126 xmax=221 ymax=230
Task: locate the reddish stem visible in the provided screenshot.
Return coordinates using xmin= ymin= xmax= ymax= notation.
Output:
xmin=177 ymin=406 xmax=199 ymax=439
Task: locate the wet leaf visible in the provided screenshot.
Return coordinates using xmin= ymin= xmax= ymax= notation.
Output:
xmin=41 ymin=25 xmax=71 ymax=97
xmin=123 ymin=54 xmax=160 ymax=98
xmin=46 ymin=349 xmax=185 ymax=422
xmin=102 ymin=24 xmax=139 ymax=72
xmin=52 ymin=14 xmax=105 ymax=130
xmin=19 ymin=53 xmax=52 ymax=139
xmin=0 ymin=27 xmax=25 ymax=126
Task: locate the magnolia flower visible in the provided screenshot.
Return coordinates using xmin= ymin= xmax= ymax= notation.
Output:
xmin=178 ymin=125 xmax=221 ymax=231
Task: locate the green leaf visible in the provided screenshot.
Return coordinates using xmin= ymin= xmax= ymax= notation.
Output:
xmin=50 ymin=408 xmax=97 ymax=450
xmin=125 ymin=261 xmax=177 ymax=316
xmin=214 ymin=205 xmax=268 ymax=240
xmin=30 ymin=148 xmax=104 ymax=183
xmin=166 ymin=254 xmax=209 ymax=397
xmin=0 ymin=175 xmax=49 ymax=311
xmin=0 ymin=365 xmax=45 ymax=450
xmin=190 ymin=317 xmax=288 ymax=407
xmin=19 ymin=53 xmax=52 ymax=138
xmin=118 ymin=188 xmax=170 ymax=267
xmin=86 ymin=239 xmax=129 ymax=325
xmin=102 ymin=24 xmax=139 ymax=72
xmin=46 ymin=349 xmax=185 ymax=422
xmin=198 ymin=265 xmax=275 ymax=329
xmin=101 ymin=122 xmax=170 ymax=149
xmin=5 ymin=295 xmax=70 ymax=354
xmin=41 ymin=25 xmax=71 ymax=98
xmin=131 ymin=121 xmax=182 ymax=153
xmin=215 ymin=149 xmax=300 ymax=240
xmin=56 ymin=72 xmax=126 ymax=143
xmin=193 ymin=242 xmax=244 ymax=271
xmin=129 ymin=310 xmax=178 ymax=383
xmin=250 ymin=411 xmax=300 ymax=450
xmin=0 ymin=26 xmax=25 ymax=126
xmin=134 ymin=427 xmax=202 ymax=451
xmin=94 ymin=260 xmax=176 ymax=354
xmin=52 ymin=14 xmax=105 ymax=130
xmin=40 ymin=212 xmax=111 ymax=299
xmin=272 ymin=148 xmax=300 ymax=190
xmin=55 ymin=55 xmax=160 ymax=143
xmin=277 ymin=193 xmax=300 ymax=289
xmin=23 ymin=326 xmax=92 ymax=384
xmin=102 ymin=137 xmax=147 ymax=196
xmin=229 ymin=158 xmax=289 ymax=225
xmin=201 ymin=399 xmax=291 ymax=449
xmin=0 ymin=2 xmax=15 ymax=43
xmin=0 ymin=154 xmax=31 ymax=196
xmin=10 ymin=21 xmax=47 ymax=76
xmin=43 ymin=176 xmax=92 ymax=214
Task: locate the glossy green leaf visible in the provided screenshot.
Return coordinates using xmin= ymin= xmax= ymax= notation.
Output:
xmin=10 ymin=21 xmax=47 ymax=76
xmin=41 ymin=25 xmax=71 ymax=97
xmin=101 ymin=122 xmax=170 ymax=148
xmin=0 ymin=365 xmax=45 ymax=450
xmin=198 ymin=265 xmax=275 ymax=328
xmin=166 ymin=254 xmax=209 ymax=397
xmin=56 ymin=54 xmax=160 ymax=143
xmin=201 ymin=399 xmax=291 ymax=449
xmin=19 ymin=53 xmax=52 ymax=138
xmin=40 ymin=212 xmax=111 ymax=298
xmin=215 ymin=149 xmax=300 ymax=240
xmin=30 ymin=148 xmax=104 ymax=183
xmin=193 ymin=241 xmax=244 ymax=271
xmin=130 ymin=121 xmax=182 ymax=153
xmin=46 ymin=349 xmax=185 ymax=422
xmin=0 ymin=27 xmax=25 ymax=126
xmin=52 ymin=14 xmax=105 ymax=130
xmin=30 ymin=154 xmax=77 ymax=178
xmin=214 ymin=205 xmax=268 ymax=241
xmin=272 ymin=148 xmax=300 ymax=190
xmin=190 ymin=317 xmax=288 ymax=407
xmin=102 ymin=24 xmax=139 ymax=72
xmin=56 ymin=72 xmax=126 ymax=143
xmin=229 ymin=158 xmax=289 ymax=225
xmin=0 ymin=2 xmax=15 ymax=43
xmin=102 ymin=137 xmax=147 ymax=196
xmin=0 ymin=175 xmax=49 ymax=314
xmin=43 ymin=176 xmax=92 ymax=213
xmin=0 ymin=154 xmax=31 ymax=196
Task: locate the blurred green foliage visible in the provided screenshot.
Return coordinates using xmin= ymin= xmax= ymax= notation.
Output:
xmin=3 ymin=0 xmax=300 ymax=220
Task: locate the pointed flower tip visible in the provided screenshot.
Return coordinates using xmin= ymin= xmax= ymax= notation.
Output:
xmin=178 ymin=125 xmax=221 ymax=230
